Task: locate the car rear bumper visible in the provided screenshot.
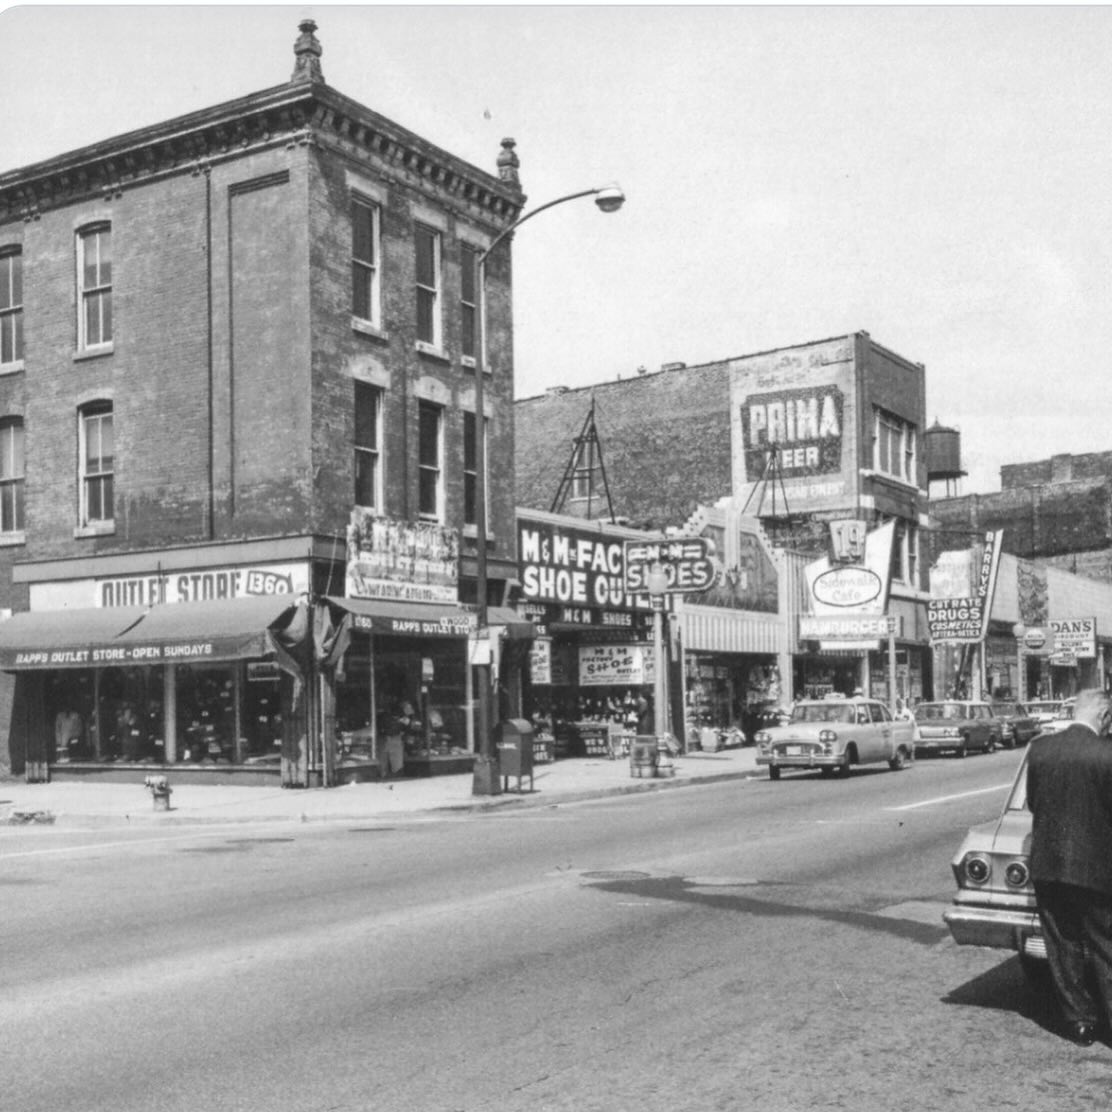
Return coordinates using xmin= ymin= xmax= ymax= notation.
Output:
xmin=943 ymin=902 xmax=1042 ymax=955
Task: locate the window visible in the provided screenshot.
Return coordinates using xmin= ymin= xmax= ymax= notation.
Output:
xmin=460 ymin=243 xmax=478 ymax=360
xmin=463 ymin=411 xmax=488 ymax=527
xmin=873 ymin=409 xmax=916 ymax=482
xmin=0 ymin=417 xmax=24 ymax=533
xmin=78 ymin=225 xmax=112 ymax=349
xmin=415 ymin=225 xmax=442 ymax=348
xmin=0 ymin=248 xmax=23 ymax=366
xmin=354 ymin=381 xmax=382 ymax=509
xmin=886 ymin=518 xmax=920 ymax=587
xmin=351 ymin=197 xmax=380 ymax=326
xmin=79 ymin=402 xmax=113 ymax=525
xmin=417 ymin=401 xmax=442 ymax=521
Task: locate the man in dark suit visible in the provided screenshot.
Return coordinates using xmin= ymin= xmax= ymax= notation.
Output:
xmin=1027 ymin=688 xmax=1112 ymax=1046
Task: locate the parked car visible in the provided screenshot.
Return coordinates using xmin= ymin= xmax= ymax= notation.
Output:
xmin=943 ymin=748 xmax=1044 ymax=979
xmin=1037 ymin=697 xmax=1076 ymax=736
xmin=990 ymin=701 xmax=1040 ymax=748
xmin=754 ymin=695 xmax=915 ymax=780
xmin=1026 ymin=699 xmax=1063 ymax=728
xmin=913 ymin=700 xmax=1002 ymax=757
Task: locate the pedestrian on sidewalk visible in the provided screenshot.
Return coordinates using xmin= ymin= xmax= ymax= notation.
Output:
xmin=1027 ymin=687 xmax=1112 ymax=1047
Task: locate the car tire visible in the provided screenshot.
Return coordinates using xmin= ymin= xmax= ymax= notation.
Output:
xmin=888 ymin=747 xmax=910 ymax=771
xmin=1019 ymin=952 xmax=1050 ymax=987
xmin=985 ymin=736 xmax=996 ymax=754
xmin=956 ymin=741 xmax=967 ymax=759
xmin=768 ymin=765 xmax=781 ymax=781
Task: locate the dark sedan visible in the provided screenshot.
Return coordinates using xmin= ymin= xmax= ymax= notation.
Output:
xmin=990 ymin=701 xmax=1040 ymax=748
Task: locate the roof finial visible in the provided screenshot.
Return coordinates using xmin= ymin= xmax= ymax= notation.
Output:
xmin=291 ymin=19 xmax=324 ymax=84
xmin=497 ymin=138 xmax=520 ymax=187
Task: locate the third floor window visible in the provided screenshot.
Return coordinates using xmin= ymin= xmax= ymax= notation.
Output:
xmin=0 ymin=249 xmax=23 ymax=366
xmin=80 ymin=402 xmax=114 ymax=525
xmin=415 ymin=225 xmax=442 ymax=349
xmin=460 ymin=244 xmax=478 ymax=361
xmin=0 ymin=417 xmax=24 ymax=533
xmin=351 ymin=197 xmax=381 ymax=327
xmin=78 ymin=225 xmax=112 ymax=350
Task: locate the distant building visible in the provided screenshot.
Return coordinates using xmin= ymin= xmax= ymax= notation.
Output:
xmin=516 ymin=331 xmax=934 ymax=704
xmin=0 ymin=21 xmax=526 ymax=783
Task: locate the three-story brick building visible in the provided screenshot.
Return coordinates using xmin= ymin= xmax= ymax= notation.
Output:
xmin=0 ymin=21 xmax=527 ymax=785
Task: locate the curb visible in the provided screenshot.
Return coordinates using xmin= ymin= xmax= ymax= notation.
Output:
xmin=2 ymin=767 xmax=761 ymax=829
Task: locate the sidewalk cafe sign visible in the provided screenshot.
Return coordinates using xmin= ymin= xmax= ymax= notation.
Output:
xmin=927 ymin=531 xmax=1004 ymax=644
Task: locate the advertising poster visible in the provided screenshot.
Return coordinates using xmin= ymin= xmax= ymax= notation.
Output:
xmin=578 ymin=643 xmax=655 ymax=687
xmin=927 ymin=531 xmax=1003 ymax=644
xmin=729 ymin=336 xmax=857 ymax=514
xmin=345 ymin=511 xmax=459 ymax=602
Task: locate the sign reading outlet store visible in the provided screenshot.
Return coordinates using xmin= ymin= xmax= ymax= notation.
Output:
xmin=29 ymin=561 xmax=311 ymax=611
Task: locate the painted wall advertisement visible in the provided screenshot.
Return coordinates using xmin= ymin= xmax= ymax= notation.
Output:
xmin=346 ymin=511 xmax=459 ymax=603
xmin=729 ymin=337 xmax=856 ymax=514
xmin=927 ymin=531 xmax=1004 ymax=644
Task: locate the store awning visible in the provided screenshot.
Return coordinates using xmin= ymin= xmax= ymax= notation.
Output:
xmin=488 ymin=606 xmax=536 ymax=641
xmin=113 ymin=595 xmax=303 ymax=663
xmin=325 ymin=596 xmax=478 ymax=638
xmin=0 ymin=595 xmax=303 ymax=671
xmin=0 ymin=606 xmax=147 ymax=670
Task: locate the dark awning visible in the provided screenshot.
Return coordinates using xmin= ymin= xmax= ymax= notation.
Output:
xmin=324 ymin=596 xmax=478 ymax=638
xmin=0 ymin=606 xmax=147 ymax=670
xmin=113 ymin=595 xmax=302 ymax=663
xmin=487 ymin=606 xmax=536 ymax=641
xmin=0 ymin=595 xmax=302 ymax=671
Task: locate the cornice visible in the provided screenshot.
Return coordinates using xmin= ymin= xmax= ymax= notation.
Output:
xmin=0 ymin=81 xmax=525 ymax=227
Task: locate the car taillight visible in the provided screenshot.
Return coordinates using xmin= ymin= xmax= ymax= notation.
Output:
xmin=963 ymin=854 xmax=990 ymax=884
xmin=1004 ymin=861 xmax=1030 ymax=888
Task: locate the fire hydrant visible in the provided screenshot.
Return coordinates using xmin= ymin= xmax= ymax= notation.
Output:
xmin=144 ymin=774 xmax=172 ymax=812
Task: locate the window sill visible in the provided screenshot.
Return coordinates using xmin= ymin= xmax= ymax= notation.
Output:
xmin=74 ymin=343 xmax=114 ymax=363
xmin=0 ymin=530 xmax=26 ymax=548
xmin=463 ymin=524 xmax=493 ymax=543
xmin=859 ymin=469 xmax=925 ymax=496
xmin=352 ymin=318 xmax=388 ymax=342
xmin=0 ymin=359 xmax=25 ymax=376
xmin=415 ymin=341 xmax=449 ymax=363
xmin=74 ymin=521 xmax=116 ymax=538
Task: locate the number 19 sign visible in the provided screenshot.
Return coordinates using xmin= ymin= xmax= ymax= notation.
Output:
xmin=623 ymin=537 xmax=717 ymax=595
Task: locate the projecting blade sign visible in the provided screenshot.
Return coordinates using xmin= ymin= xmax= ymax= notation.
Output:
xmin=622 ymin=537 xmax=719 ymax=595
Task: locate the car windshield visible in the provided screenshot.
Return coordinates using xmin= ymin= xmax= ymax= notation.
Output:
xmin=1028 ymin=702 xmax=1059 ymax=715
xmin=914 ymin=702 xmax=967 ymax=721
xmin=791 ymin=703 xmax=854 ymax=724
xmin=994 ymin=703 xmax=1017 ymax=716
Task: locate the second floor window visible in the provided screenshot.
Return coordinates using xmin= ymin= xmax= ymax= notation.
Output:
xmin=351 ymin=197 xmax=380 ymax=326
xmin=80 ymin=402 xmax=114 ymax=524
xmin=0 ymin=417 xmax=24 ymax=533
xmin=354 ymin=381 xmax=382 ymax=509
xmin=0 ymin=249 xmax=23 ymax=366
xmin=415 ymin=225 xmax=441 ymax=348
xmin=78 ymin=225 xmax=112 ymax=349
xmin=463 ymin=411 xmax=488 ymax=527
xmin=460 ymin=244 xmax=478 ymax=360
xmin=874 ymin=409 xmax=916 ymax=482
xmin=417 ymin=401 xmax=442 ymax=521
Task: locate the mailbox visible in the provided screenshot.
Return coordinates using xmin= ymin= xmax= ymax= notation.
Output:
xmin=497 ymin=718 xmax=535 ymax=792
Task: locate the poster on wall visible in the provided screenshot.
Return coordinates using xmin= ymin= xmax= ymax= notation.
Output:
xmin=530 ymin=638 xmax=553 ymax=685
xmin=729 ymin=337 xmax=856 ymax=514
xmin=927 ymin=531 xmax=1003 ymax=644
xmin=578 ymin=643 xmax=655 ymax=687
xmin=345 ymin=511 xmax=459 ymax=602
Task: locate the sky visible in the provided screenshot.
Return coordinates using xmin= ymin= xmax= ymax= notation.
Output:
xmin=3 ymin=3 xmax=1111 ymax=494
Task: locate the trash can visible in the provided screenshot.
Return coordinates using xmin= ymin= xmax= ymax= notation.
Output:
xmin=630 ymin=735 xmax=659 ymax=778
xmin=497 ymin=718 xmax=535 ymax=792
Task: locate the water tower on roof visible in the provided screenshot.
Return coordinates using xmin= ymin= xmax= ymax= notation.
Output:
xmin=925 ymin=419 xmax=966 ymax=497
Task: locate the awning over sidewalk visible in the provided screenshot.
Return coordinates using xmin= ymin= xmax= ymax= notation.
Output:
xmin=0 ymin=595 xmax=304 ymax=670
xmin=0 ymin=606 xmax=147 ymax=670
xmin=324 ymin=596 xmax=478 ymax=638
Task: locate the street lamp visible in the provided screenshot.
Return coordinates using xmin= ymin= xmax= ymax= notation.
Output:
xmin=646 ymin=561 xmax=670 ymax=740
xmin=471 ymin=183 xmax=626 ymax=796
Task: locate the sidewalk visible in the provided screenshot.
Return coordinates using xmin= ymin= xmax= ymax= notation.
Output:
xmin=0 ymin=746 xmax=761 ymax=828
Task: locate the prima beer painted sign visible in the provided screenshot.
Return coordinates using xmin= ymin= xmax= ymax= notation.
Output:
xmin=740 ymin=387 xmax=844 ymax=479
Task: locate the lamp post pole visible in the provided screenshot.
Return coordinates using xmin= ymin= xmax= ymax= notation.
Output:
xmin=471 ymin=183 xmax=625 ymax=796
xmin=647 ymin=562 xmax=669 ymax=740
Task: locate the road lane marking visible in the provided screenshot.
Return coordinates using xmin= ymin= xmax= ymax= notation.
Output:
xmin=0 ymin=829 xmax=248 ymax=860
xmin=885 ymin=783 xmax=1013 ymax=811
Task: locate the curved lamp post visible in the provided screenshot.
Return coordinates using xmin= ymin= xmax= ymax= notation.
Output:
xmin=471 ymin=183 xmax=625 ymax=796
